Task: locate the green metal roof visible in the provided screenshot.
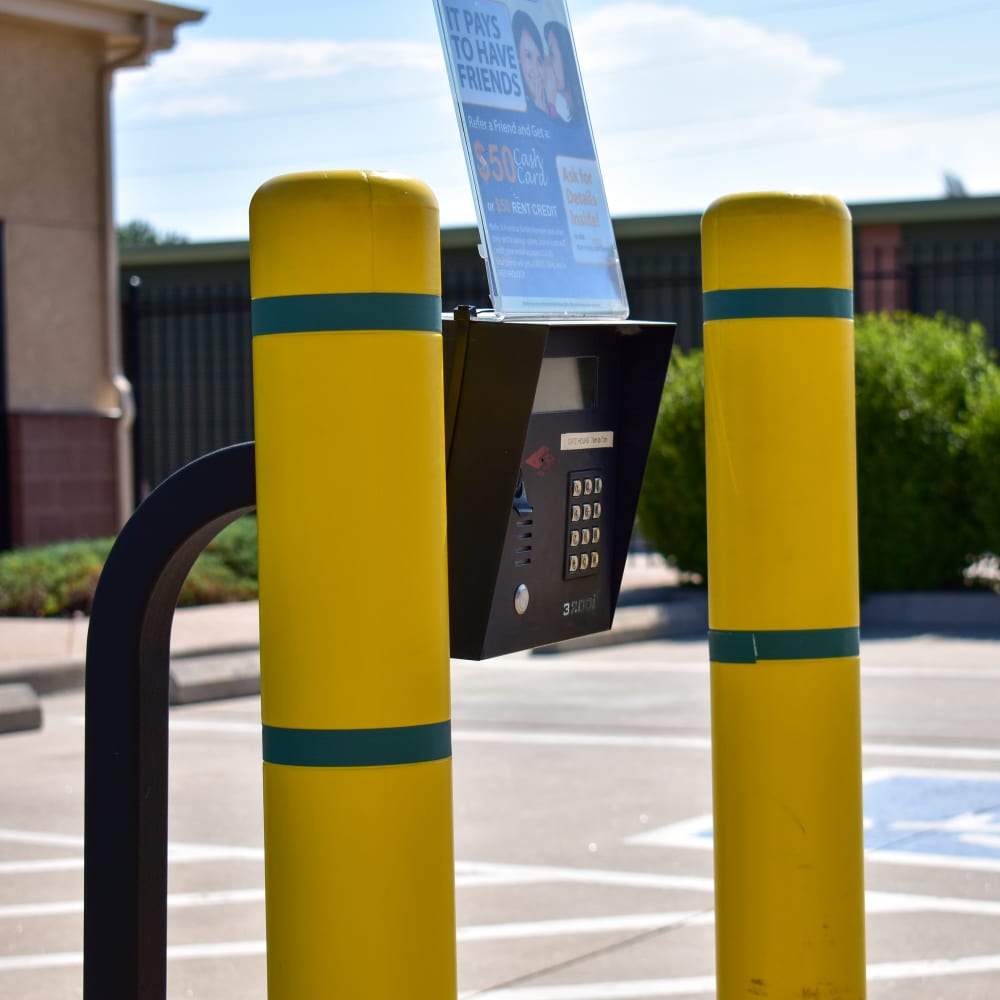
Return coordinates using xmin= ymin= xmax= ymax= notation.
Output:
xmin=119 ymin=192 xmax=1000 ymax=268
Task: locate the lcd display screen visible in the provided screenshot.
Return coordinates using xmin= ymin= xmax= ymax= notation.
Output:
xmin=531 ymin=356 xmax=597 ymax=412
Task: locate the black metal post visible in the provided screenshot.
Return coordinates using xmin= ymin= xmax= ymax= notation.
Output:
xmin=0 ymin=220 xmax=12 ymax=551
xmin=83 ymin=441 xmax=256 ymax=1000
xmin=123 ymin=274 xmax=144 ymax=505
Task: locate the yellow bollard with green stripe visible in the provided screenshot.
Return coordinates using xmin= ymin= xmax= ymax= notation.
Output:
xmin=249 ymin=171 xmax=456 ymax=998
xmin=702 ymin=193 xmax=866 ymax=998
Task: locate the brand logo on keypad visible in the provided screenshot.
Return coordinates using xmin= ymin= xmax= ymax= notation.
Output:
xmin=525 ymin=444 xmax=557 ymax=476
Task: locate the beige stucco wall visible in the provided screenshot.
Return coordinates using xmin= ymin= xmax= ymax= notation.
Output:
xmin=0 ymin=14 xmax=115 ymax=412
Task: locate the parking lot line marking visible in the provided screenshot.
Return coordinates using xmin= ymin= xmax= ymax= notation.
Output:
xmin=865 ymin=849 xmax=1000 ymax=873
xmin=867 ymin=953 xmax=1000 ymax=981
xmin=0 ymin=828 xmax=84 ymax=849
xmin=456 ymin=730 xmax=712 ymax=751
xmin=457 ymin=911 xmax=713 ymax=942
xmin=0 ymin=899 xmax=82 ymax=919
xmin=460 ymin=728 xmax=1000 ymax=764
xmin=166 ymin=841 xmax=265 ymax=862
xmin=6 ymin=946 xmax=1000 ymax=989
xmin=459 ymin=977 xmax=718 ymax=998
xmin=866 ymin=890 xmax=1000 ymax=917
xmin=459 ymin=659 xmax=710 ymax=674
xmin=862 ymin=742 xmax=1000 ymax=762
xmin=0 ymin=850 xmax=264 ymax=876
xmin=166 ymin=939 xmax=268 ymax=960
xmin=4 ymin=885 xmax=997 ymax=927
xmin=0 ymin=950 xmax=83 ymax=972
xmin=0 ymin=941 xmax=268 ymax=973
xmin=0 ymin=827 xmax=266 ymax=860
xmin=455 ymin=860 xmax=714 ymax=893
xmin=471 ymin=658 xmax=1000 ymax=682
xmin=56 ymin=713 xmax=1000 ymax=762
xmin=0 ymin=858 xmax=84 ymax=875
xmin=0 ymin=888 xmax=267 ymax=920
xmin=458 ymin=953 xmax=1000 ymax=998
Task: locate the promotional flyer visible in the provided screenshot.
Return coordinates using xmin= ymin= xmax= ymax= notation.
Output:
xmin=435 ymin=0 xmax=629 ymax=318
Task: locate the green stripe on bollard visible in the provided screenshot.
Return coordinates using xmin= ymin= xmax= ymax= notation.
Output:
xmin=262 ymin=720 xmax=452 ymax=767
xmin=709 ymin=627 xmax=860 ymax=663
xmin=252 ymin=292 xmax=443 ymax=335
xmin=703 ymin=287 xmax=853 ymax=321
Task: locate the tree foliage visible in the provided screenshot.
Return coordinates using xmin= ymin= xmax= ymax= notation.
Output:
xmin=117 ymin=219 xmax=190 ymax=248
xmin=637 ymin=313 xmax=1000 ymax=592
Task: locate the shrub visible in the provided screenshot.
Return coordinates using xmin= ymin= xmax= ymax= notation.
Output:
xmin=854 ymin=313 xmax=995 ymax=590
xmin=0 ymin=514 xmax=259 ymax=617
xmin=636 ymin=348 xmax=708 ymax=581
xmin=0 ymin=539 xmax=113 ymax=616
xmin=637 ymin=312 xmax=1000 ymax=592
xmin=178 ymin=514 xmax=258 ymax=606
xmin=967 ymin=365 xmax=1000 ymax=556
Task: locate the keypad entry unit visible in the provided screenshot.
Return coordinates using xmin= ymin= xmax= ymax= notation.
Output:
xmin=478 ymin=322 xmax=623 ymax=657
xmin=565 ymin=469 xmax=604 ymax=579
xmin=442 ymin=309 xmax=675 ymax=660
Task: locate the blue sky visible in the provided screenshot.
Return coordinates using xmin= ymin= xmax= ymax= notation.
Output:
xmin=113 ymin=0 xmax=1000 ymax=241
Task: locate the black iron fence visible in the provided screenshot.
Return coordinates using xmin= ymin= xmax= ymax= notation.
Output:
xmin=123 ymin=279 xmax=253 ymax=500
xmin=122 ymin=252 xmax=999 ymax=499
xmin=908 ymin=244 xmax=1000 ymax=337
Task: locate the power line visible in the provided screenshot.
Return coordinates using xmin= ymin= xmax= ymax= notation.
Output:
xmin=114 ymin=1 xmax=998 ymax=135
xmin=116 ymin=70 xmax=1000 ymax=150
xmin=811 ymin=0 xmax=997 ymax=41
xmin=579 ymin=0 xmax=998 ymax=77
xmin=599 ymin=103 xmax=1000 ymax=168
xmin=115 ymin=87 xmax=445 ymax=133
xmin=727 ymin=0 xmax=872 ymax=16
xmin=598 ymin=76 xmax=1000 ymax=140
xmin=116 ymin=97 xmax=1000 ymax=184
xmin=115 ymin=72 xmax=1000 ymax=182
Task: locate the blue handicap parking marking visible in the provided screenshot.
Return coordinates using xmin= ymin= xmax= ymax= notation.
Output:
xmin=863 ymin=767 xmax=1000 ymax=866
xmin=629 ymin=766 xmax=1000 ymax=870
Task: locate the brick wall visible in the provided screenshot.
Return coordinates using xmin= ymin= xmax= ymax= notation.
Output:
xmin=8 ymin=413 xmax=117 ymax=546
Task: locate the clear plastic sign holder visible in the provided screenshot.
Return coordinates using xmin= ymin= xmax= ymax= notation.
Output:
xmin=434 ymin=0 xmax=629 ymax=319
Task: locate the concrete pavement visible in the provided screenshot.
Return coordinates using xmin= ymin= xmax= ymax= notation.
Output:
xmin=5 ymin=629 xmax=1000 ymax=997
xmin=0 ymin=553 xmax=998 ymax=731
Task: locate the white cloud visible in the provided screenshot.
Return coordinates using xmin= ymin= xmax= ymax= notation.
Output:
xmin=140 ymin=94 xmax=246 ymax=120
xmin=113 ymin=2 xmax=1000 ymax=237
xmin=565 ymin=3 xmax=998 ymax=213
xmin=576 ymin=2 xmax=840 ymax=89
xmin=118 ymin=36 xmax=442 ymax=94
xmin=114 ymin=35 xmax=447 ymax=130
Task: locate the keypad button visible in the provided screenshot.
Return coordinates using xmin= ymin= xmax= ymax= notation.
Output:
xmin=565 ymin=470 xmax=605 ymax=579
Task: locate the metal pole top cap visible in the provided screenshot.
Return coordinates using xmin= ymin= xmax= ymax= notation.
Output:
xmin=701 ymin=191 xmax=853 ymax=293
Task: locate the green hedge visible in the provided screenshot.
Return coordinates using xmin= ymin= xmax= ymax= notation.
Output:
xmin=637 ymin=312 xmax=1000 ymax=592
xmin=0 ymin=515 xmax=259 ymax=617
xmin=0 ymin=539 xmax=112 ymax=617
xmin=968 ymin=368 xmax=1000 ymax=557
xmin=635 ymin=349 xmax=708 ymax=581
